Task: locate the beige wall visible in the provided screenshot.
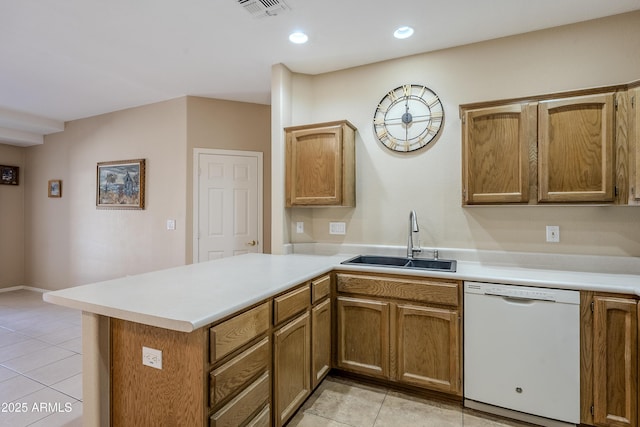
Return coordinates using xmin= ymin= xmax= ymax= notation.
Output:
xmin=0 ymin=144 xmax=25 ymax=288
xmin=25 ymin=98 xmax=188 ymax=290
xmin=21 ymin=96 xmax=270 ymax=291
xmin=185 ymin=96 xmax=272 ymax=261
xmin=284 ymin=11 xmax=640 ymax=257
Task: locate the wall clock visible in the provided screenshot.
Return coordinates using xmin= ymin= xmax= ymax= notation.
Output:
xmin=373 ymin=84 xmax=444 ymax=152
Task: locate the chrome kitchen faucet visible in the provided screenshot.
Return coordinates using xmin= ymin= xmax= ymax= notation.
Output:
xmin=407 ymin=210 xmax=421 ymax=259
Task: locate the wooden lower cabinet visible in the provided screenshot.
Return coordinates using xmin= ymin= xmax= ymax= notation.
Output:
xmin=593 ymin=296 xmax=638 ymax=427
xmin=209 ymin=337 xmax=270 ymax=408
xmin=582 ymin=292 xmax=638 ymax=427
xmin=396 ymin=304 xmax=461 ymax=394
xmin=210 ymin=372 xmax=270 ymax=427
xmin=311 ymin=298 xmax=332 ymax=388
xmin=336 ymin=296 xmax=390 ymax=378
xmin=335 ymin=273 xmax=462 ymax=397
xmin=274 ymin=311 xmax=311 ymax=427
xmin=272 ymin=274 xmax=332 ymax=426
xmin=111 ymin=319 xmax=207 ymax=426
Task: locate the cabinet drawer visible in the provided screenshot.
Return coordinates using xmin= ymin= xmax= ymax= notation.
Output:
xmin=210 ymin=372 xmax=270 ymax=427
xmin=210 ymin=337 xmax=270 ymax=407
xmin=336 ymin=273 xmax=459 ymax=307
xmin=274 ymin=285 xmax=310 ymax=325
xmin=312 ymin=275 xmax=331 ymax=304
xmin=210 ymin=302 xmax=270 ymax=363
xmin=246 ymin=405 xmax=270 ymax=427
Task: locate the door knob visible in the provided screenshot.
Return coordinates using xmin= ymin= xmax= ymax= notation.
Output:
xmin=248 ymin=240 xmax=257 ymax=246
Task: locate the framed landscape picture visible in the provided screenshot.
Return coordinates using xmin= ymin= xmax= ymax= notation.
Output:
xmin=96 ymin=159 xmax=145 ymax=209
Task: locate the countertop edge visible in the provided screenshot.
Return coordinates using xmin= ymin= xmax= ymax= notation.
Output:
xmin=43 ymin=253 xmax=640 ymax=333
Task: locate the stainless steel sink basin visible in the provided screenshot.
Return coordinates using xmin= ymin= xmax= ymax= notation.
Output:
xmin=341 ymin=255 xmax=456 ymax=272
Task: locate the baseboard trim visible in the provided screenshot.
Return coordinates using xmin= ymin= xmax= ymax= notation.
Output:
xmin=0 ymin=285 xmax=49 ymax=294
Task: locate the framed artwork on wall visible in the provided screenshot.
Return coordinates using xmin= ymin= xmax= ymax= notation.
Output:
xmin=96 ymin=159 xmax=145 ymax=210
xmin=48 ymin=180 xmax=62 ymax=197
xmin=0 ymin=165 xmax=19 ymax=185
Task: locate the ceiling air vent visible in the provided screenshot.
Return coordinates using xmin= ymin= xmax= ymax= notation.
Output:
xmin=238 ymin=0 xmax=290 ymax=18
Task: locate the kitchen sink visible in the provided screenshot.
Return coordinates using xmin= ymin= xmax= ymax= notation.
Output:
xmin=341 ymin=255 xmax=457 ymax=272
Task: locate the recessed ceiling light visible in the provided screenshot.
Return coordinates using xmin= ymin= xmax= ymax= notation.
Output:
xmin=394 ymin=26 xmax=414 ymax=39
xmin=289 ymin=32 xmax=308 ymax=44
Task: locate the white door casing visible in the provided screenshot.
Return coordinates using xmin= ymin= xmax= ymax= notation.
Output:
xmin=193 ymin=149 xmax=263 ymax=263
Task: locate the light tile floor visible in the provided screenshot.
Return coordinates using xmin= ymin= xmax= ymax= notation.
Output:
xmin=0 ymin=289 xmax=82 ymax=427
xmin=0 ymin=289 xmax=534 ymax=427
xmin=288 ymin=376 xmax=533 ymax=427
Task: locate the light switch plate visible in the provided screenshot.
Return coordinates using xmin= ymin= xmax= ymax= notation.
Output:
xmin=296 ymin=222 xmax=304 ymax=233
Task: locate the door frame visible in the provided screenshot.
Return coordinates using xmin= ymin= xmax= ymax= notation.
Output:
xmin=193 ymin=148 xmax=263 ymax=263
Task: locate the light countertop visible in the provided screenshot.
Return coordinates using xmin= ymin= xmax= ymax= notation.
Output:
xmin=44 ymin=251 xmax=640 ymax=332
xmin=44 ymin=253 xmax=347 ymax=332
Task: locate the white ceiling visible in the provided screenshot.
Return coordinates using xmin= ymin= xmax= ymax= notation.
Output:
xmin=1 ymin=0 xmax=639 ymax=146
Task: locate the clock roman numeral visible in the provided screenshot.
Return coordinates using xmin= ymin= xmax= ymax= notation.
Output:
xmin=377 ymin=129 xmax=388 ymax=141
xmin=376 ymin=104 xmax=388 ymax=114
xmin=428 ymin=97 xmax=441 ymax=109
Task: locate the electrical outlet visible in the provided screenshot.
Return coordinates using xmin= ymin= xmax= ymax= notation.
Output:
xmin=142 ymin=346 xmax=162 ymax=369
xmin=166 ymin=219 xmax=176 ymax=230
xmin=329 ymin=222 xmax=346 ymax=235
xmin=296 ymin=222 xmax=304 ymax=233
xmin=546 ymin=225 xmax=560 ymax=243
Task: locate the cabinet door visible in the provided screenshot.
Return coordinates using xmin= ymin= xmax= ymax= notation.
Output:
xmin=287 ymin=124 xmax=343 ymax=206
xmin=593 ymin=296 xmax=637 ymax=427
xmin=273 ymin=311 xmax=311 ymax=427
xmin=395 ymin=304 xmax=461 ymax=395
xmin=538 ymin=93 xmax=615 ymax=202
xmin=311 ymin=298 xmax=332 ymax=389
xmin=462 ymin=103 xmax=536 ymax=204
xmin=336 ymin=296 xmax=390 ymax=379
xmin=285 ymin=121 xmax=356 ymax=207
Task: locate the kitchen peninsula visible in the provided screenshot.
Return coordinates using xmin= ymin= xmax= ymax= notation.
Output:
xmin=44 ymin=251 xmax=640 ymax=427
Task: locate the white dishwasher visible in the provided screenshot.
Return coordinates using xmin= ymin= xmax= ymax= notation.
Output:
xmin=464 ymin=281 xmax=580 ymax=427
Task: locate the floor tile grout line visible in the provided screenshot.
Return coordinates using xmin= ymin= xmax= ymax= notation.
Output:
xmin=0 ymin=349 xmax=81 ymax=378
xmin=370 ymin=389 xmax=389 ymax=427
xmin=1 ymin=365 xmax=83 ymax=399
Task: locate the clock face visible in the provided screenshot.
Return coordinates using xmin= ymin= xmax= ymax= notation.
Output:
xmin=373 ymin=84 xmax=444 ymax=152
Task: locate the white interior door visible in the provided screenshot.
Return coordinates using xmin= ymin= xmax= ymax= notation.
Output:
xmin=194 ymin=149 xmax=263 ymax=262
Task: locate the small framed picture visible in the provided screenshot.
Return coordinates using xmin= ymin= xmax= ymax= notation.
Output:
xmin=48 ymin=180 xmax=62 ymax=198
xmin=0 ymin=165 xmax=19 ymax=185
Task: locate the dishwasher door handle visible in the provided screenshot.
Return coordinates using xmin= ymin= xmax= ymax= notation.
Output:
xmin=484 ymin=292 xmax=556 ymax=303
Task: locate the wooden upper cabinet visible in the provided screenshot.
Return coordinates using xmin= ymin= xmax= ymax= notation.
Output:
xmin=538 ymin=93 xmax=615 ymax=203
xmin=285 ymin=120 xmax=356 ymax=207
xmin=631 ymin=86 xmax=640 ymax=202
xmin=462 ymin=103 xmax=535 ymax=204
